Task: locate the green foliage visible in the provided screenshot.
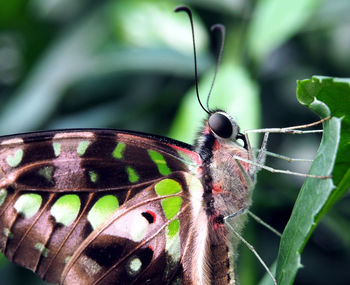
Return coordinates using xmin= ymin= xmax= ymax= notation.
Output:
xmin=247 ymin=0 xmax=323 ymax=63
xmin=297 ymin=77 xmax=350 ymax=186
xmin=275 ymin=77 xmax=349 ymax=285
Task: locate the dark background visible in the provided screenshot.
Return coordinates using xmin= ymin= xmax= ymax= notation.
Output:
xmin=0 ymin=0 xmax=349 ymax=284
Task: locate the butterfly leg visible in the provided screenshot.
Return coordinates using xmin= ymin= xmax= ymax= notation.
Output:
xmin=256 ymin=132 xmax=269 ymax=166
xmin=245 ymin=116 xmax=330 ymax=135
xmin=255 ymin=132 xmax=315 ymax=164
xmin=262 ymin=151 xmax=314 ymax=163
xmin=232 ymin=155 xmax=330 ymax=179
xmin=245 ymin=117 xmax=330 ymax=167
xmin=230 ymin=154 xmax=282 ymax=236
xmin=224 ymin=206 xmax=248 ymax=220
xmin=240 ymin=118 xmax=332 ymax=178
xmin=226 ymin=222 xmax=277 ymax=285
xmin=247 ymin=210 xmax=281 ymax=237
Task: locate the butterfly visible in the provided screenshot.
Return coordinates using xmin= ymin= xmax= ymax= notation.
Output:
xmin=0 ymin=6 xmax=266 ymax=285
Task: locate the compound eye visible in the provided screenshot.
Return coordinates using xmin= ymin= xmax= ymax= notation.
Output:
xmin=208 ymin=112 xmax=233 ymax=138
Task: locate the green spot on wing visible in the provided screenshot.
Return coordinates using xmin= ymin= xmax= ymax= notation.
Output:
xmin=38 ymin=166 xmax=54 ymax=182
xmin=51 ymin=194 xmax=81 ymax=226
xmin=14 ymin=193 xmax=42 ymax=219
xmin=53 ymin=142 xmax=61 ymax=157
xmin=77 ymin=141 xmax=90 ymax=156
xmin=3 ymin=228 xmax=13 ymax=239
xmin=0 ymin=188 xmax=7 ymax=207
xmin=126 ymin=166 xmax=139 ymax=183
xmin=88 ymin=195 xmax=119 ymax=230
xmin=89 ymin=170 xmax=99 ymax=183
xmin=6 ymin=149 xmax=23 ymax=168
xmin=65 ymin=256 xmax=71 ymax=264
xmin=34 ymin=242 xmax=49 ymax=257
xmin=155 ymin=179 xmax=182 ymax=196
xmin=147 ymin=149 xmax=171 ymax=176
xmin=112 ymin=142 xmax=126 ymax=159
xmin=166 ymin=219 xmax=181 ymax=262
xmin=161 ymin=197 xmax=182 ymax=220
xmin=167 ymin=219 xmax=180 ymax=237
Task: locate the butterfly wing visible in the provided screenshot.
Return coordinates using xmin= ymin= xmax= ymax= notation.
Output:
xmin=0 ymin=130 xmax=203 ymax=284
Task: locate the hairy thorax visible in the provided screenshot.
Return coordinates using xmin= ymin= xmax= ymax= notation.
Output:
xmin=210 ymin=141 xmax=255 ymax=218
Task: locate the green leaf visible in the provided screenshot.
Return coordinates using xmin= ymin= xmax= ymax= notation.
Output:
xmin=247 ymin=0 xmax=322 ymax=63
xmin=0 ymin=252 xmax=7 ymax=268
xmin=275 ymin=76 xmax=350 ymax=285
xmin=110 ymin=0 xmax=208 ymax=52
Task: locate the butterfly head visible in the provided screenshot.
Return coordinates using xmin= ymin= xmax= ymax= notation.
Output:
xmin=198 ymin=109 xmax=253 ymax=219
xmin=208 ymin=110 xmax=247 ymax=149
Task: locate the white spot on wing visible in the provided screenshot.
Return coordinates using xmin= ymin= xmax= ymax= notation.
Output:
xmin=127 ymin=257 xmax=142 ymax=276
xmin=52 ymin=142 xmax=61 ymax=157
xmin=166 ymin=231 xmax=180 ymax=262
xmin=3 ymin=228 xmax=13 ymax=238
xmin=129 ymin=213 xmax=149 ymax=242
xmin=0 ymin=173 xmax=17 ymax=188
xmin=53 ymin=132 xmax=95 ymax=139
xmin=80 ymin=255 xmax=102 ymax=276
xmin=1 ymin=138 xmax=24 ymax=146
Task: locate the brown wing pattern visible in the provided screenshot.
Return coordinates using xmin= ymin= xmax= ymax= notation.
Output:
xmin=0 ymin=130 xmax=202 ymax=284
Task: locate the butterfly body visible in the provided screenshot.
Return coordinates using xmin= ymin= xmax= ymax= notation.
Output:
xmin=0 ymin=110 xmax=256 ymax=285
xmin=191 ymin=112 xmax=254 ymax=285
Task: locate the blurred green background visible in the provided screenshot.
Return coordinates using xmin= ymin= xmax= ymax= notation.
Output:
xmin=0 ymin=0 xmax=349 ymax=284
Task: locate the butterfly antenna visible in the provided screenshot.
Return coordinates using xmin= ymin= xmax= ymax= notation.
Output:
xmin=174 ymin=6 xmax=210 ymax=115
xmin=206 ymin=24 xmax=225 ymax=111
